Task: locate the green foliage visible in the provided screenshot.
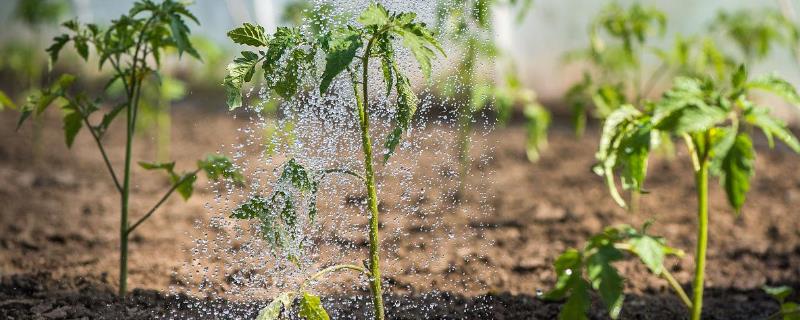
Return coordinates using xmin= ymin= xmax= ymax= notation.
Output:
xmin=225 ymin=5 xmax=442 ymax=319
xmin=545 ymin=224 xmax=682 ymax=319
xmin=14 ymin=0 xmax=232 ymax=296
xmin=595 ymin=67 xmax=800 ymax=212
xmin=764 ymin=286 xmax=800 ymax=320
xmin=711 ymin=8 xmax=794 ymax=63
xmin=256 ymin=292 xmax=295 ymax=320
xmin=0 ymin=90 xmax=17 ymax=111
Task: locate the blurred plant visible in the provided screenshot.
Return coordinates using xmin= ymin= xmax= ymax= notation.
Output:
xmin=137 ymin=74 xmax=186 ymax=161
xmin=563 ymin=1 xmax=665 ymax=137
xmin=16 ymin=0 xmax=242 ymax=296
xmin=764 ymin=285 xmax=800 ymax=320
xmin=549 ymin=66 xmax=800 ymax=319
xmin=224 ymin=3 xmax=443 ymax=318
xmin=435 ymin=0 xmax=541 ymax=191
xmin=710 ymin=8 xmax=794 ymax=66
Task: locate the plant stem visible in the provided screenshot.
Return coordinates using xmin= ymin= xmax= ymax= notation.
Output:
xmin=661 ymin=268 xmax=692 ymax=310
xmin=126 ymin=169 xmax=201 ymax=235
xmin=119 ymin=80 xmax=137 ymax=297
xmin=691 ymin=160 xmax=709 ymax=320
xmin=357 ymin=37 xmax=385 ymax=320
xmin=300 ymin=264 xmax=369 ymax=292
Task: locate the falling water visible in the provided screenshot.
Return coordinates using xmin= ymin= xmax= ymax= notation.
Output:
xmin=167 ymin=1 xmax=503 ymax=318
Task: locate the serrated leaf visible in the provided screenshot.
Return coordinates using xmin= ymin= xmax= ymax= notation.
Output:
xmin=744 ymin=106 xmax=800 ymax=153
xmin=46 ymin=34 xmax=70 ymax=66
xmin=383 ymin=74 xmax=418 ymax=162
xmin=231 ymin=196 xmax=267 ymax=219
xmin=746 ymin=74 xmax=800 ymax=105
xmin=74 ymin=38 xmax=89 ymax=60
xmin=256 ymin=292 xmax=295 ymax=320
xmin=224 ymin=51 xmax=260 ymax=110
xmin=169 ymin=13 xmax=201 ymax=59
xmin=280 ymin=159 xmax=314 ymax=191
xmin=319 ymin=29 xmax=362 ymax=94
xmin=358 ymin=3 xmax=390 ymax=26
xmin=227 ymin=23 xmax=269 ymax=46
xmin=718 ymin=133 xmax=755 ymax=213
xmin=653 ymin=78 xmax=727 ymax=135
xmin=299 ymin=292 xmax=329 ymax=320
xmin=543 ymin=249 xmax=582 ymax=301
xmin=394 ymin=22 xmax=444 ymax=80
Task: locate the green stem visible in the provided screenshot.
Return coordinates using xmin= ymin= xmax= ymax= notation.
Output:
xmin=661 ymin=268 xmax=693 ymax=310
xmin=356 ymin=36 xmax=385 ymax=320
xmin=691 ymin=160 xmax=709 ymax=320
xmin=300 ymin=264 xmax=370 ymax=293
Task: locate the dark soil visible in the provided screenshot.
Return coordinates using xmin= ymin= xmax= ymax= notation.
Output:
xmin=1 ymin=106 xmax=799 ymax=319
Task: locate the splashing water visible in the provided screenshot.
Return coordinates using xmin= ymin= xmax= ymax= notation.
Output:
xmin=168 ymin=1 xmax=505 ymax=318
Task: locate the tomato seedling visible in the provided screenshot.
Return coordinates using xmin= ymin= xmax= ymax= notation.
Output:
xmin=223 ymin=4 xmax=442 ymax=319
xmin=435 ymin=0 xmax=547 ymax=169
xmin=16 ymin=0 xmax=243 ymax=296
xmin=548 ymin=66 xmax=800 ymax=319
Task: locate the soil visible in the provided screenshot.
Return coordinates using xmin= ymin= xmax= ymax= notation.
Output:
xmin=1 ymin=105 xmax=799 ymax=319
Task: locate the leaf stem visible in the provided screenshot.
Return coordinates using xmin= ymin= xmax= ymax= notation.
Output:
xmin=300 ymin=264 xmax=370 ymax=292
xmin=81 ymin=112 xmax=122 ymax=192
xmin=321 ymin=168 xmax=365 ymax=182
xmin=661 ymin=268 xmax=693 ymax=310
xmin=126 ymin=168 xmax=201 ymax=235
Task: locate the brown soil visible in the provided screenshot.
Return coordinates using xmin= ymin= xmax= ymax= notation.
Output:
xmin=1 ymin=106 xmax=799 ymax=319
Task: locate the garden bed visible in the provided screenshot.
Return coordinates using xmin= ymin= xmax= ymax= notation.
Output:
xmin=1 ymin=109 xmax=798 ymax=319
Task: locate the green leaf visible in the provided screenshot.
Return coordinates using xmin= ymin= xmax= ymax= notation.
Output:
xmin=744 ymin=106 xmax=800 ymax=153
xmin=718 ymin=133 xmax=755 ymax=213
xmin=169 ymin=13 xmax=201 ymax=59
xmin=61 ymin=101 xmax=83 ymax=148
xmin=628 ymin=235 xmax=666 ymax=275
xmin=231 ymin=196 xmax=268 ymax=219
xmin=319 ymin=29 xmax=362 ymax=94
xmin=653 ymin=78 xmax=727 ymax=135
xmin=139 ymin=161 xmax=176 ymax=171
xmin=299 ymin=292 xmax=329 ymax=320
xmin=559 ymin=278 xmax=590 ymax=320
xmin=394 ymin=21 xmax=444 ymax=80
xmin=227 ymin=23 xmax=269 ymax=46
xmin=543 ymin=249 xmax=582 ymax=301
xmin=172 ymin=172 xmax=197 ymax=200
xmin=198 ymin=154 xmax=244 ymax=184
xmin=358 ymin=3 xmax=390 ymax=26
xmin=256 ymin=292 xmax=295 ymax=320
xmin=732 ymin=64 xmax=746 ymax=89
xmin=383 ymin=74 xmax=418 ymax=162
xmin=46 ymin=34 xmax=70 ymax=66
xmin=74 ymin=38 xmax=89 ymax=61
xmin=763 ymin=285 xmax=793 ymax=302
xmin=223 ymin=51 xmax=260 ymax=110
xmin=586 ymin=245 xmax=624 ymax=319
xmin=746 ymin=74 xmax=800 ymax=105
xmin=280 ymin=159 xmax=314 ymax=192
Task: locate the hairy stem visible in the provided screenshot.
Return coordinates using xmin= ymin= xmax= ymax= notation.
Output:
xmin=690 ymin=159 xmax=709 ymax=320
xmin=356 ymin=36 xmax=385 ymax=320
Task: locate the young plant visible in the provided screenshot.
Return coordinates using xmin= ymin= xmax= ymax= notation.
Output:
xmin=564 ymin=1 xmax=665 ymax=137
xmin=435 ymin=0 xmax=545 ymax=171
xmin=16 ymin=0 xmax=242 ymax=296
xmin=548 ymin=66 xmax=800 ymax=319
xmin=223 ymin=4 xmax=442 ymax=319
xmin=764 ymin=285 xmax=800 ymax=320
xmin=543 ymin=223 xmax=688 ymax=319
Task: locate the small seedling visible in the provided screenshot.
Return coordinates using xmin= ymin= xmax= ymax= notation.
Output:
xmin=543 ymin=223 xmax=688 ymax=319
xmin=16 ymin=0 xmax=243 ymax=296
xmin=224 ymin=4 xmax=442 ymax=319
xmin=549 ymin=65 xmax=800 ymax=319
xmin=764 ymin=285 xmax=800 ymax=320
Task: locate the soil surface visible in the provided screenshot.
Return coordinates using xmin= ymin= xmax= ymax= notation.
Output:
xmin=1 ymin=105 xmax=799 ymax=319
